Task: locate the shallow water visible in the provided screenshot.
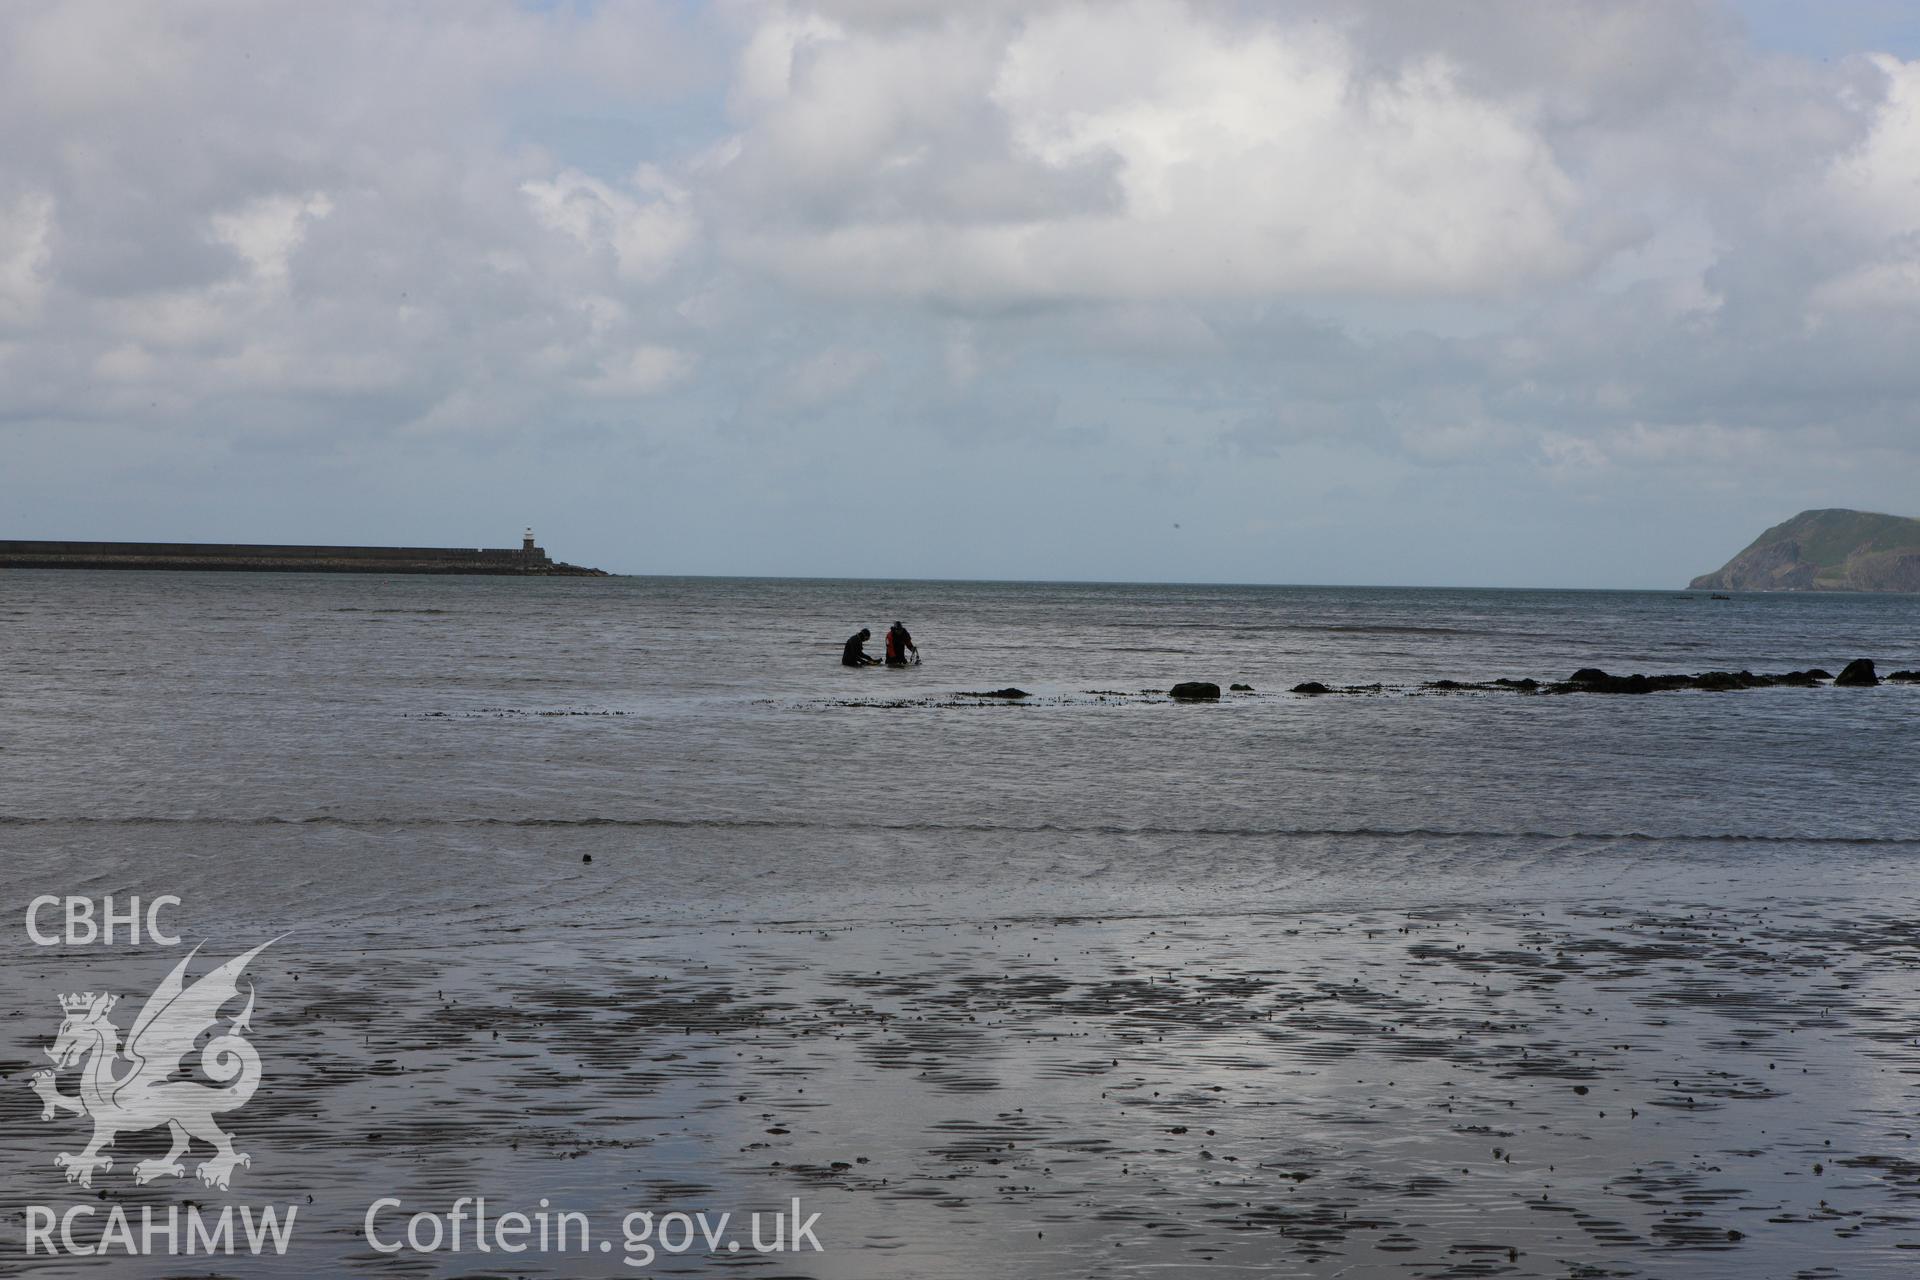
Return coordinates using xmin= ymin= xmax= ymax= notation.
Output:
xmin=3 ymin=571 xmax=1920 ymax=1275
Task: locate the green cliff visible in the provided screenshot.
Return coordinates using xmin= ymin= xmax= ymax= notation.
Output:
xmin=1689 ymin=508 xmax=1920 ymax=592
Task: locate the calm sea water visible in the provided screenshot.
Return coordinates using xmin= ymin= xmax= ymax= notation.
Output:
xmin=4 ymin=571 xmax=1920 ymax=1277
xmin=4 ymin=572 xmax=1918 ymax=930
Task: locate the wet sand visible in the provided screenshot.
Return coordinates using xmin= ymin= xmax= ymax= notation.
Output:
xmin=8 ymin=897 xmax=1920 ymax=1276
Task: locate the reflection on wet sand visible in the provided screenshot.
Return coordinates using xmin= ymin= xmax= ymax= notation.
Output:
xmin=8 ymin=901 xmax=1917 ymax=1276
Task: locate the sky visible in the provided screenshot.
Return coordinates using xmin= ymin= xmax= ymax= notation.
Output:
xmin=6 ymin=0 xmax=1920 ymax=586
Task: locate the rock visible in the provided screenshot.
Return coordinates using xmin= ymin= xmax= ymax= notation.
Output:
xmin=1692 ymin=671 xmax=1744 ymax=691
xmin=1773 ymin=670 xmax=1823 ymax=686
xmin=1887 ymin=670 xmax=1920 ymax=683
xmin=582 ymin=854 xmax=592 ymax=864
xmin=1230 ymin=683 xmax=1254 ymax=691
xmin=962 ymin=687 xmax=1029 ymax=699
xmin=1169 ymin=681 xmax=1221 ymax=700
xmin=1562 ymin=668 xmax=1698 ymax=694
xmin=1493 ymin=677 xmax=1540 ymax=690
xmin=1834 ymin=659 xmax=1879 ymax=686
xmin=1806 ymin=668 xmax=1833 ymax=680
xmin=1291 ymin=681 xmax=1330 ymax=695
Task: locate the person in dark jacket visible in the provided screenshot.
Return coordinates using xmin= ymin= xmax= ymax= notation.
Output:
xmin=841 ymin=628 xmax=880 ymax=666
xmin=885 ymin=621 xmax=918 ymax=666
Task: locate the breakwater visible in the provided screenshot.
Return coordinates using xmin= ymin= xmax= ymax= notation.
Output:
xmin=0 ymin=538 xmax=607 ymax=575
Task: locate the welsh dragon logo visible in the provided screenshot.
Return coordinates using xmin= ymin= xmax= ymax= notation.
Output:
xmin=27 ymin=941 xmax=273 ymax=1191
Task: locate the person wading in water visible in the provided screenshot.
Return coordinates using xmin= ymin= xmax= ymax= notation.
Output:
xmin=842 ymin=628 xmax=880 ymax=666
xmin=885 ymin=621 xmax=919 ymax=666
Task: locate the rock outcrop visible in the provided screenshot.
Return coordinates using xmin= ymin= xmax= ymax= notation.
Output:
xmin=1169 ymin=681 xmax=1221 ymax=700
xmin=1689 ymin=509 xmax=1920 ymax=593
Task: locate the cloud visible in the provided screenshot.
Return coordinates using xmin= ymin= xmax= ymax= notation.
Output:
xmin=211 ymin=193 xmax=335 ymax=287
xmin=522 ymin=167 xmax=698 ymax=286
xmin=714 ymin=1 xmax=1597 ymax=304
xmin=0 ymin=191 xmax=54 ymax=329
xmin=8 ymin=0 xmax=1920 ymax=583
xmin=775 ymin=345 xmax=881 ymax=410
xmin=581 ymin=344 xmax=696 ymax=397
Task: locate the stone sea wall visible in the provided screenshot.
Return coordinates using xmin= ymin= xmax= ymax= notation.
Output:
xmin=0 ymin=540 xmax=607 ymax=576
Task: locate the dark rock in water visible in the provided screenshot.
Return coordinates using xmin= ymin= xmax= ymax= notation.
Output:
xmin=1561 ymin=668 xmax=1708 ymax=694
xmin=1692 ymin=671 xmax=1745 ymax=691
xmin=1807 ymin=668 xmax=1833 ymax=680
xmin=1493 ymin=677 xmax=1540 ymax=690
xmin=1292 ymin=681 xmax=1331 ymax=695
xmin=1169 ymin=681 xmax=1221 ymax=700
xmin=582 ymin=854 xmax=592 ymax=864
xmin=1229 ymin=683 xmax=1254 ymax=691
xmin=1887 ymin=670 xmax=1920 ymax=683
xmin=1774 ymin=670 xmax=1823 ymax=686
xmin=962 ymin=687 xmax=1030 ymax=699
xmin=1835 ymin=659 xmax=1879 ymax=686
xmin=1565 ymin=668 xmax=1655 ymax=694
xmin=1426 ymin=679 xmax=1473 ymax=690
xmin=1711 ymin=593 xmax=1732 ymax=600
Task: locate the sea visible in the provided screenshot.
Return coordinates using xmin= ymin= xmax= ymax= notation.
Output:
xmin=3 ymin=571 xmax=1919 ymax=1277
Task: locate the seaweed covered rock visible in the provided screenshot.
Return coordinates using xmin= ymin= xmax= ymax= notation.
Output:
xmin=1564 ymin=669 xmax=1657 ymax=694
xmin=1292 ymin=681 xmax=1331 ymax=695
xmin=1169 ymin=681 xmax=1221 ymax=701
xmin=1834 ymin=659 xmax=1879 ymax=687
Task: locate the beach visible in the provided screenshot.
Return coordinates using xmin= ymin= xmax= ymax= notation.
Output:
xmin=4 ymin=571 xmax=1920 ymax=1276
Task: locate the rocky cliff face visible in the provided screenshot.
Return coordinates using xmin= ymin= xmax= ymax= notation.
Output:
xmin=1690 ymin=509 xmax=1920 ymax=592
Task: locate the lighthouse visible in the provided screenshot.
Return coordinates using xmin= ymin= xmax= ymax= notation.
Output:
xmin=519 ymin=526 xmax=546 ymax=572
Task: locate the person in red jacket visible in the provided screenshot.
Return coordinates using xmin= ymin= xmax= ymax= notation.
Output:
xmin=885 ymin=621 xmax=918 ymax=666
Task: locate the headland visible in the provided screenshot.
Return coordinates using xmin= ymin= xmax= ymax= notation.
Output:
xmin=1689 ymin=507 xmax=1920 ymax=591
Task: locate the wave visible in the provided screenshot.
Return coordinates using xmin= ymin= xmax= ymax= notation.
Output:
xmin=0 ymin=814 xmax=1913 ymax=845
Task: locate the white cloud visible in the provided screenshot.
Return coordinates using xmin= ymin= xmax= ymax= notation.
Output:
xmin=716 ymin=1 xmax=1587 ymax=303
xmin=0 ymin=191 xmax=54 ymax=329
xmin=211 ymin=192 xmax=333 ymax=286
xmin=1823 ymin=54 xmax=1920 ymax=241
xmin=522 ymin=167 xmax=698 ymax=286
xmin=581 ymin=344 xmax=694 ymax=397
xmin=1810 ymin=55 xmax=1920 ymax=311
